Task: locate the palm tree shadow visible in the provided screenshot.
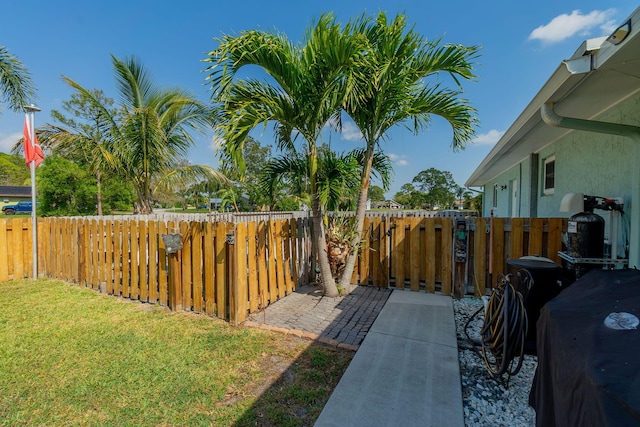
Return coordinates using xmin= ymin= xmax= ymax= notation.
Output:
xmin=231 ymin=285 xmax=392 ymax=426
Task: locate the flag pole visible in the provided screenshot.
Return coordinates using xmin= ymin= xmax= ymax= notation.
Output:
xmin=25 ymin=104 xmax=41 ymax=279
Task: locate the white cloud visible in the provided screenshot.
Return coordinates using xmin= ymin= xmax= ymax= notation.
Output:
xmin=472 ymin=129 xmax=504 ymax=146
xmin=388 ymin=153 xmax=409 ymax=166
xmin=528 ymin=9 xmax=617 ymax=44
xmin=0 ymin=132 xmax=22 ymax=152
xmin=341 ymin=122 xmax=363 ymax=141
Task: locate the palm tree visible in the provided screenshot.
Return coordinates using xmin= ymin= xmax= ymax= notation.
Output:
xmin=338 ymin=12 xmax=480 ymax=290
xmin=60 ymin=55 xmax=227 ymax=213
xmin=36 ymin=90 xmax=118 ymax=215
xmin=260 ymin=146 xmax=391 ymax=213
xmin=205 ymin=14 xmax=366 ymax=297
xmin=0 ymin=45 xmax=36 ymax=113
xmin=262 ymin=146 xmax=391 ymax=283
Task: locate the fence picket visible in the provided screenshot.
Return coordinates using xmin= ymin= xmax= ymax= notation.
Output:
xmin=283 ymin=220 xmax=294 ymax=294
xmin=274 ymin=220 xmax=286 ymax=299
xmin=392 ymin=217 xmax=405 ymax=288
xmin=192 ymin=222 xmax=203 ymax=313
xmin=158 ymin=221 xmax=168 ymax=306
xmin=267 ymin=220 xmax=278 ymax=304
xmin=203 ymin=222 xmax=215 ymax=315
xmin=247 ymin=221 xmax=259 ymax=313
xmin=139 ymin=221 xmax=148 ymax=302
xmin=257 ymin=221 xmax=269 ymax=306
xmin=528 ymin=218 xmax=544 ymax=257
xmin=548 ymin=218 xmax=564 ymax=263
xmin=235 ymin=222 xmax=248 ymax=323
xmin=0 ymin=220 xmax=7 ymax=282
xmin=180 ymin=221 xmax=192 ymax=310
xmin=473 ymin=218 xmax=487 ymax=296
xmin=215 ymin=222 xmax=227 ymax=318
xmin=424 ymin=218 xmax=436 ymax=293
xmin=440 ymin=218 xmax=453 ymax=295
xmin=409 ymin=218 xmax=421 ymax=291
xmin=147 ymin=221 xmax=158 ymax=302
xmin=510 ymin=218 xmax=524 ymax=260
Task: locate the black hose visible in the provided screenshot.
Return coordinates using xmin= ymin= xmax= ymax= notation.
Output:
xmin=480 ymin=274 xmax=528 ymax=378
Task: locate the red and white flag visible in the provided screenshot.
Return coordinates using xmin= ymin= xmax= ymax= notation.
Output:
xmin=24 ymin=117 xmax=44 ymax=167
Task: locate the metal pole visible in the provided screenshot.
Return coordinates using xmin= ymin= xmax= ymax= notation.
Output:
xmin=25 ymin=104 xmax=40 ymax=279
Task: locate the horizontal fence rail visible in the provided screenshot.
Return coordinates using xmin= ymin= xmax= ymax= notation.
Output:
xmin=0 ymin=212 xmax=567 ymax=323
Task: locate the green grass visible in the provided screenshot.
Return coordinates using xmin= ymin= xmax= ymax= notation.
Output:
xmin=0 ymin=279 xmax=353 ymax=426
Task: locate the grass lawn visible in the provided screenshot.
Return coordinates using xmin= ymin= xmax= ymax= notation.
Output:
xmin=0 ymin=279 xmax=352 ymax=426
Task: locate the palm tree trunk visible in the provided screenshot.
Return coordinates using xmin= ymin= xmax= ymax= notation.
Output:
xmin=339 ymin=147 xmax=374 ymax=292
xmin=135 ymin=198 xmax=154 ymax=214
xmin=313 ymin=194 xmax=338 ymax=297
xmin=308 ymin=146 xmax=338 ymax=297
xmin=96 ymin=169 xmax=103 ymax=216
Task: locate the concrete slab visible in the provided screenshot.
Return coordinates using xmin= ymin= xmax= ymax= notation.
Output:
xmin=370 ymin=292 xmax=457 ymax=348
xmin=315 ymin=290 xmax=464 ymax=427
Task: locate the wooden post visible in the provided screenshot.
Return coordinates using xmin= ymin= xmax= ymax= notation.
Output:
xmin=226 ymin=229 xmax=238 ymax=326
xmin=168 ymin=252 xmax=183 ymax=311
xmin=162 ymin=232 xmax=183 ymax=311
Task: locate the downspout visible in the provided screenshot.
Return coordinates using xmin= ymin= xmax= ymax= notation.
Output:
xmin=541 ymin=102 xmax=640 ymax=268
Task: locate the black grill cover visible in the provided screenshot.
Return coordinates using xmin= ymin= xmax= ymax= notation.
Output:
xmin=529 ymin=268 xmax=640 ymax=427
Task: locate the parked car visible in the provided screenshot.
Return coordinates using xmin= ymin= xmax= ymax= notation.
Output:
xmin=2 ymin=201 xmax=36 ymax=215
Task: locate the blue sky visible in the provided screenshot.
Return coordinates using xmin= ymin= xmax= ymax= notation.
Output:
xmin=1 ymin=0 xmax=637 ymax=198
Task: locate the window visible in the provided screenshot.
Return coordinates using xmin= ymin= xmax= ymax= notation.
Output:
xmin=543 ymin=156 xmax=555 ymax=195
xmin=493 ymin=184 xmax=498 ymax=208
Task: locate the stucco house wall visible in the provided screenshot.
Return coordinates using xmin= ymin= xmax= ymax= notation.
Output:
xmin=482 ymin=93 xmax=639 ymax=258
xmin=484 ymin=92 xmax=639 ymax=219
xmin=469 ymin=8 xmax=640 ymax=267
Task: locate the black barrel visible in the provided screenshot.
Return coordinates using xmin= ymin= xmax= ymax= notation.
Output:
xmin=507 ymin=257 xmax=563 ymax=354
xmin=568 ymin=211 xmax=605 ymax=259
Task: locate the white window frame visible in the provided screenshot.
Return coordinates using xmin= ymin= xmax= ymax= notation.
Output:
xmin=543 ymin=156 xmax=555 ymax=195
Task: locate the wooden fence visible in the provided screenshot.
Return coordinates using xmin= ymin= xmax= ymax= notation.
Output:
xmin=0 ymin=214 xmax=567 ymax=324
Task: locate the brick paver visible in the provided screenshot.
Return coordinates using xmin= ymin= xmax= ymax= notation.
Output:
xmin=245 ymin=284 xmax=392 ymax=349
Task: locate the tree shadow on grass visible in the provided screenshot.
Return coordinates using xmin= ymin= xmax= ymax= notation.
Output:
xmin=230 ymin=285 xmax=392 ymax=426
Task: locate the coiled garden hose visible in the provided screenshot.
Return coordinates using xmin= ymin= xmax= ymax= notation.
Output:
xmin=480 ymin=274 xmax=528 ymax=378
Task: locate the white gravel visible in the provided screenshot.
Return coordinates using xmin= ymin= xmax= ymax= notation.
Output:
xmin=453 ymin=297 xmax=537 ymax=427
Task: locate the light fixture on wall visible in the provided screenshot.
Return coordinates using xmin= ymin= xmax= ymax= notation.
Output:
xmin=499 ymin=185 xmax=507 ymax=191
xmin=607 ymin=19 xmax=631 ymax=45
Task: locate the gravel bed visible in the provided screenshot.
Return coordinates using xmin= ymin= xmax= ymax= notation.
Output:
xmin=453 ymin=297 xmax=537 ymax=427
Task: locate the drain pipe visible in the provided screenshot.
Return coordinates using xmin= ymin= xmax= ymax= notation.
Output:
xmin=541 ymin=102 xmax=640 ymax=268
xmin=541 ymin=102 xmax=640 ymax=138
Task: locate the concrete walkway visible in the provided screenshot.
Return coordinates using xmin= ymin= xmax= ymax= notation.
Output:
xmin=314 ymin=290 xmax=464 ymax=427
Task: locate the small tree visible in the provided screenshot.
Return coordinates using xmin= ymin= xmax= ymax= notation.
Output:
xmin=368 ymin=185 xmax=385 ymax=202
xmin=36 ymin=89 xmax=118 ymax=215
xmin=37 ymin=156 xmax=97 ymax=216
xmin=413 ymin=168 xmax=458 ymax=209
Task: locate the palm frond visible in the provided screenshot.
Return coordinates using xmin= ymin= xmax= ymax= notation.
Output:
xmin=0 ymin=45 xmax=36 ymax=112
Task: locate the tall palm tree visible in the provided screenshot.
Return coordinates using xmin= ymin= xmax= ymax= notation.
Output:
xmin=0 ymin=44 xmax=36 ymax=113
xmin=60 ymin=55 xmax=227 ymax=213
xmin=338 ymin=13 xmax=480 ymax=290
xmin=205 ymin=14 xmax=365 ymax=296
